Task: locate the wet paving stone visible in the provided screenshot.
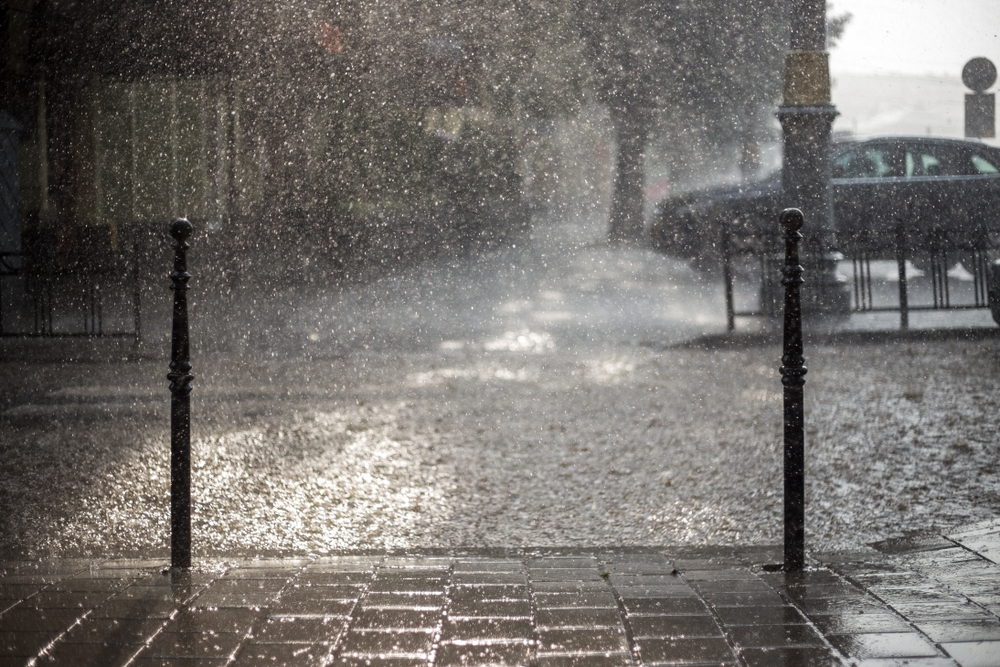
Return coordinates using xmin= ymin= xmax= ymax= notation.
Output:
xmin=337 ymin=629 xmax=435 ymax=656
xmin=535 ymin=607 xmax=622 ymax=628
xmin=453 ymin=559 xmax=524 ymax=572
xmin=231 ymin=642 xmax=329 ymax=666
xmin=35 ymin=641 xmax=139 ymax=666
xmin=333 ymin=658 xmax=426 ymax=667
xmin=268 ymin=599 xmax=356 ymax=618
xmin=0 ymin=606 xmax=86 ymax=631
xmin=877 ymin=589 xmax=971 ymax=605
xmin=678 ymin=568 xmax=760 ymax=581
xmin=827 ymin=632 xmax=940 ymax=660
xmin=612 ymin=585 xmax=696 ymax=599
xmin=280 ymin=584 xmax=363 ymax=602
xmin=434 ymin=641 xmax=534 ymax=667
xmin=533 ymin=653 xmax=633 ymax=667
xmin=739 ymin=646 xmax=841 ymax=667
xmin=620 ymin=596 xmax=711 ymax=616
xmin=3 ymin=528 xmax=1000 ymax=666
xmin=537 ymin=627 xmax=628 ymax=654
xmin=917 ymin=618 xmax=1000 ymax=643
xmin=453 ymin=573 xmax=528 ymax=585
xmin=18 ymin=591 xmax=111 ymax=609
xmin=89 ymin=599 xmax=181 ymax=619
xmin=809 ymin=612 xmax=913 ymax=635
xmin=533 ymin=581 xmax=608 ymax=593
xmin=528 ymin=558 xmax=599 ymax=569
xmin=439 ymin=617 xmax=533 ymax=642
xmin=534 ymin=591 xmax=618 ymax=609
xmin=48 ymin=578 xmax=132 ymax=593
xmin=940 ymin=640 xmax=1000 ymax=667
xmin=142 ymin=630 xmax=245 ymax=658
xmin=351 ymin=607 xmax=441 ymax=630
xmin=251 ymin=616 xmax=346 ymax=643
xmin=794 ymin=595 xmax=889 ymax=615
xmin=889 ymin=601 xmax=995 ymax=621
xmin=712 ymin=605 xmax=808 ymax=626
xmin=780 ymin=583 xmax=868 ymax=601
xmin=169 ymin=607 xmax=261 ymax=633
xmin=59 ymin=616 xmax=167 ymax=645
xmin=131 ymin=658 xmax=230 ymax=667
xmin=296 ymin=572 xmax=373 ymax=586
xmin=608 ymin=574 xmax=686 ymax=586
xmin=530 ymin=569 xmax=606 ymax=582
xmin=700 ymin=590 xmax=788 ymax=607
xmin=635 ymin=636 xmax=737 ymax=665
xmin=361 ymin=593 xmax=445 ymax=610
xmin=369 ymin=578 xmax=447 ymax=594
xmin=450 ymin=585 xmax=529 ymax=602
xmin=448 ymin=598 xmax=530 ymax=617
xmin=627 ymin=614 xmax=723 ymax=639
xmin=689 ymin=578 xmax=773 ymax=593
xmin=726 ymin=623 xmax=826 ymax=648
xmin=0 ymin=629 xmax=60 ymax=656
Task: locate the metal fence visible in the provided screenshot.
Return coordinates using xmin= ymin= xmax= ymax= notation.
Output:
xmin=0 ymin=234 xmax=142 ymax=339
xmin=723 ymin=223 xmax=998 ymax=331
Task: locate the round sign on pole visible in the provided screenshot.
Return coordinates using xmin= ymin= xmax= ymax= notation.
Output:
xmin=963 ymin=57 xmax=997 ymax=93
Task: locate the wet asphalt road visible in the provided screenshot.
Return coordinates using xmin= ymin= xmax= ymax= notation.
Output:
xmin=1 ymin=213 xmax=999 ymax=559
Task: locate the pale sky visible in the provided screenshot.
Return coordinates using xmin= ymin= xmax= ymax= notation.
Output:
xmin=828 ymin=0 xmax=1000 ymax=82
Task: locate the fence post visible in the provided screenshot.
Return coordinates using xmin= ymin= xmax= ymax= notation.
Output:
xmin=779 ymin=208 xmax=807 ymax=572
xmin=895 ymin=222 xmax=909 ymax=331
xmin=723 ymin=226 xmax=735 ymax=332
xmin=168 ymin=218 xmax=193 ymax=569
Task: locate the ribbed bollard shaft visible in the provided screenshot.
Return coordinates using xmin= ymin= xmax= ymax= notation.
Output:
xmin=168 ymin=218 xmax=193 ymax=570
xmin=779 ymin=208 xmax=807 ymax=572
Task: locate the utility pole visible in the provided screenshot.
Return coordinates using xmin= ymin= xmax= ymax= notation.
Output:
xmin=778 ymin=0 xmax=849 ymax=314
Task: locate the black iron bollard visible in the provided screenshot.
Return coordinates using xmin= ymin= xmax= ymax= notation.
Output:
xmin=779 ymin=208 xmax=807 ymax=572
xmin=168 ymin=218 xmax=194 ymax=569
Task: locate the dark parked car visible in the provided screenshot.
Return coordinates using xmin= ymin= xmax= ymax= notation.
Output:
xmin=649 ymin=136 xmax=1000 ymax=266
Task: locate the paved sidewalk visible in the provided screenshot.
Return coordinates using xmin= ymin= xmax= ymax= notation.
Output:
xmin=1 ymin=521 xmax=998 ymax=667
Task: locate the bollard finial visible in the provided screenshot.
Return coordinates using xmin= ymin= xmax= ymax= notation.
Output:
xmin=170 ymin=218 xmax=193 ymax=243
xmin=779 ymin=208 xmax=804 ymax=234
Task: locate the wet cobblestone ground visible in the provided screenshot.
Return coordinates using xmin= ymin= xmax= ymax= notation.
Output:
xmin=2 ymin=519 xmax=999 ymax=666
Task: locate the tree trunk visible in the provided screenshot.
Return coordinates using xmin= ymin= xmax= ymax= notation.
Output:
xmin=608 ymin=112 xmax=647 ymax=245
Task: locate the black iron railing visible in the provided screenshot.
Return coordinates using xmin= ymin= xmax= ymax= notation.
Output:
xmin=722 ymin=222 xmax=997 ymax=331
xmin=0 ymin=235 xmax=142 ymax=339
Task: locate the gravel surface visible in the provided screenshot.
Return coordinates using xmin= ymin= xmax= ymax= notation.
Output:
xmin=1 ymin=215 xmax=999 ymax=559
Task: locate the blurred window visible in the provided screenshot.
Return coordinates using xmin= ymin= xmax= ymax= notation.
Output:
xmin=905 ymin=150 xmax=945 ymax=176
xmin=971 ymin=153 xmax=1000 ymax=174
xmin=903 ymin=143 xmax=1000 ymax=177
xmin=832 ymin=145 xmax=897 ymax=178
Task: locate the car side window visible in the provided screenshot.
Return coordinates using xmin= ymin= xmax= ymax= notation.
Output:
xmin=905 ymin=144 xmax=1000 ymax=177
xmin=971 ymin=153 xmax=1000 ymax=174
xmin=905 ymin=150 xmax=946 ymax=176
xmin=832 ymin=146 xmax=897 ymax=178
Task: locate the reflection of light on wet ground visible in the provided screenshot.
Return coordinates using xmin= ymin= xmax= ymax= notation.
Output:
xmin=408 ymin=365 xmax=536 ymax=386
xmin=583 ymin=356 xmax=635 ymax=382
xmin=483 ymin=330 xmax=556 ymax=353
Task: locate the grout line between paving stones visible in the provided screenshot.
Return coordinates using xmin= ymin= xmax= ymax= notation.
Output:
xmin=425 ymin=558 xmax=452 ymax=667
xmin=602 ymin=559 xmax=640 ymax=667
xmin=525 ymin=556 xmax=540 ymax=666
xmin=313 ymin=558 xmax=377 ymax=665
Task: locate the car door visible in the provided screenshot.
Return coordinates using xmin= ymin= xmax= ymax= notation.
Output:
xmin=831 ymin=140 xmax=907 ymax=250
xmin=900 ymin=141 xmax=1000 ymax=242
